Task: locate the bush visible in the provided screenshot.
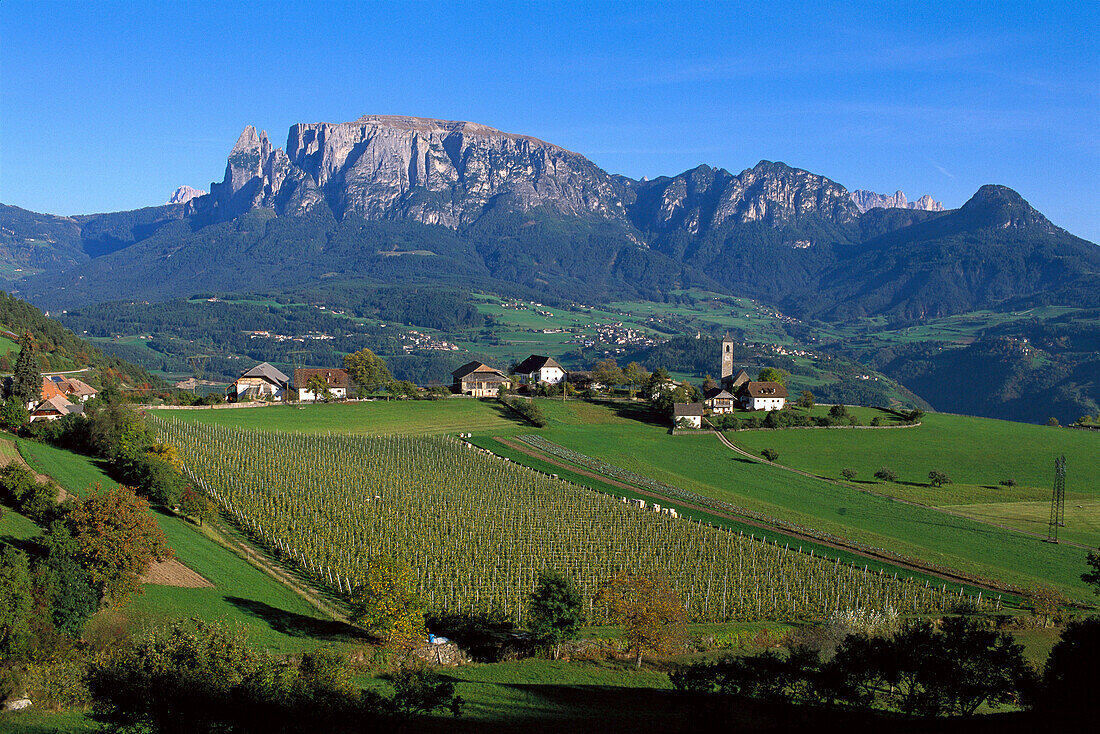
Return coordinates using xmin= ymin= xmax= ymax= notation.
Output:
xmin=1000 ymin=478 xmax=1017 ymax=487
xmin=840 ymin=468 xmax=857 ymax=481
xmin=500 ymin=396 xmax=547 ymax=427
xmin=874 ymin=466 xmax=899 ymax=482
xmin=870 ymin=416 xmax=882 ymax=427
xmin=0 ymin=463 xmax=60 ymax=524
xmin=761 ymin=448 xmax=780 ymax=462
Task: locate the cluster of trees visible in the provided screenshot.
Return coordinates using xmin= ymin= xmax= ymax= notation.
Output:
xmin=86 ymin=619 xmax=463 ymax=733
xmin=671 ymin=614 xmax=1100 ymax=721
xmin=0 ymin=482 xmax=171 ymax=706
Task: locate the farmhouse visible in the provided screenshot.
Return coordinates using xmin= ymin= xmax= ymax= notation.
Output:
xmin=47 ymin=375 xmax=97 ymax=402
xmin=231 ymin=362 xmax=290 ymax=401
xmin=703 ymin=387 xmax=736 ymax=414
xmin=513 ymin=355 xmax=566 ymax=386
xmin=452 ymin=361 xmax=513 ymax=397
xmin=292 ymin=368 xmax=349 ymax=402
xmin=673 ymin=402 xmax=705 ymax=428
xmin=738 ymin=381 xmax=788 ymax=411
xmin=30 ymin=394 xmax=82 ymax=422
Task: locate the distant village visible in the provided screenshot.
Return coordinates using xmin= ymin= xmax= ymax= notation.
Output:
xmin=215 ymin=333 xmax=788 ymax=429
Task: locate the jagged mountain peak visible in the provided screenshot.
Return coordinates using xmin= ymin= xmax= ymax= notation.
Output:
xmin=850 ymin=189 xmax=944 ymax=213
xmin=166 ymin=185 xmax=206 ymax=205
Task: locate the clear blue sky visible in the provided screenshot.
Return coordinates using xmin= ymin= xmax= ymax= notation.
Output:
xmin=2 ymin=1 xmax=1097 ymax=241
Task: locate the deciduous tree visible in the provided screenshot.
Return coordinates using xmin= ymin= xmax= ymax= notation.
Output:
xmin=796 ymin=390 xmax=815 ymax=409
xmin=65 ymin=483 xmax=171 ymax=604
xmin=350 ymin=555 xmax=426 ymax=647
xmin=598 ymin=570 xmax=686 ymax=669
xmin=343 ymin=348 xmax=393 ymax=397
xmin=757 ymin=367 xmax=786 ymax=386
xmin=527 ymin=569 xmax=583 ymax=659
xmin=305 ymin=374 xmax=333 ymax=403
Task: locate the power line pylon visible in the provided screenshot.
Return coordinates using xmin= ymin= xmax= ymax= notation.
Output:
xmin=1046 ymin=455 xmax=1066 ymax=543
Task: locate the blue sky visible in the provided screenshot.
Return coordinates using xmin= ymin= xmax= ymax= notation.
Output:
xmin=2 ymin=1 xmax=1098 ymax=240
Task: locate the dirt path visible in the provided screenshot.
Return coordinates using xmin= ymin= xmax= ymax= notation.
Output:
xmin=492 ymin=436 xmax=1016 ymax=595
xmin=712 ymin=430 xmax=1091 ymax=550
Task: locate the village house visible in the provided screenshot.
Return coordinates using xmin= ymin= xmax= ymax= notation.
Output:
xmin=231 ymin=362 xmax=290 ymax=402
xmin=451 ymin=361 xmax=513 ymax=397
xmin=702 ymin=387 xmax=737 ymax=414
xmin=46 ymin=375 xmax=97 ymax=402
xmin=513 ymin=355 xmax=566 ymax=386
xmin=737 ymin=381 xmax=788 ymax=411
xmin=673 ymin=402 xmax=705 ymax=429
xmin=30 ymin=394 xmax=83 ymax=422
xmin=292 ymin=368 xmax=349 ymax=402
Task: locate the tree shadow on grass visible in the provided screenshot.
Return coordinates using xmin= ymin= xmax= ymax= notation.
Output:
xmin=593 ymin=399 xmax=667 ymax=427
xmin=223 ymin=596 xmax=373 ymax=643
xmin=0 ymin=534 xmax=42 ymax=556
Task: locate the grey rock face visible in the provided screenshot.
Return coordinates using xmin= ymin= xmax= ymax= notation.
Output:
xmin=209 ymin=116 xmax=626 ymax=226
xmin=166 ymin=185 xmax=206 ymax=205
xmin=630 ymin=161 xmax=860 ymax=236
xmin=850 ymin=189 xmax=944 ymax=212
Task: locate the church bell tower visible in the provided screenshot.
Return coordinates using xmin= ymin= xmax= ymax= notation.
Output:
xmin=721 ymin=332 xmax=735 ymax=382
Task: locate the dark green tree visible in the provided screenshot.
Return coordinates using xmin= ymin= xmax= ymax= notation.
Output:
xmin=796 ymin=390 xmax=815 ymax=409
xmin=42 ymin=522 xmax=100 ymax=636
xmin=0 ymin=546 xmax=34 ymax=658
xmin=1083 ymin=548 xmax=1100 ymax=592
xmin=11 ymin=331 xmax=40 ymax=407
xmin=874 ymin=466 xmax=899 ymax=482
xmin=0 ymin=396 xmax=29 ymax=431
xmin=384 ymin=665 xmax=464 ymax=720
xmin=928 ymin=470 xmax=952 ymax=487
xmin=1034 ymin=617 xmax=1100 ymax=716
xmin=840 ymin=468 xmax=858 ymax=481
xmin=527 ymin=569 xmax=583 ymax=659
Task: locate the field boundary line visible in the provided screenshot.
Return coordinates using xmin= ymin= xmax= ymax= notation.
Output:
xmin=492 ymin=436 xmax=1013 ymax=595
xmin=712 ymin=431 xmax=1091 ymax=550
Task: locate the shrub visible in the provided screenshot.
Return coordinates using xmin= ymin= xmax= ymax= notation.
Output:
xmin=840 ymin=468 xmax=857 ymax=481
xmin=999 ymin=478 xmax=1017 ymax=487
xmin=761 ymin=448 xmax=779 ymax=462
xmin=870 ymin=416 xmax=882 ymax=427
xmin=874 ymin=467 xmax=899 ymax=482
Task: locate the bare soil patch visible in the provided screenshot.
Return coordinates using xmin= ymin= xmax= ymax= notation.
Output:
xmin=141 ymin=558 xmax=213 ymax=588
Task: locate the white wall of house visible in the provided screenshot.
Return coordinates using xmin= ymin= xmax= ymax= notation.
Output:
xmin=677 ymin=414 xmax=703 ymax=428
xmin=521 ymin=367 xmax=565 ymax=385
xmin=298 ymin=386 xmax=347 ymax=402
xmin=747 ymin=397 xmax=786 ymax=411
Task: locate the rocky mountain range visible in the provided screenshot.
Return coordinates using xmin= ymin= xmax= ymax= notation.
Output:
xmin=2 ymin=114 xmax=1097 ymax=322
xmin=849 ymin=189 xmax=943 ymax=213
xmin=205 ymin=116 xmax=629 ymax=227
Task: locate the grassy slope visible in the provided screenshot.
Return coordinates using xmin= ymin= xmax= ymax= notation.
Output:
xmin=17 ymin=440 xmax=339 ymax=653
xmin=730 ymin=413 xmax=1100 ymax=546
xmin=524 ymin=403 xmax=1093 ymax=598
xmin=164 ymin=398 xmax=1097 ymax=599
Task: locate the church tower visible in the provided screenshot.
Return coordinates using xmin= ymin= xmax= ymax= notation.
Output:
xmin=720 ymin=332 xmax=735 ymax=381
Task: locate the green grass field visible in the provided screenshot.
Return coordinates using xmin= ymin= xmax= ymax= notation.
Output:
xmin=730 ymin=411 xmax=1100 ymax=546
xmin=162 ymin=398 xmax=530 ymax=436
xmin=161 ymin=398 xmax=1100 ymax=600
xmin=16 ymin=440 xmax=343 ymax=653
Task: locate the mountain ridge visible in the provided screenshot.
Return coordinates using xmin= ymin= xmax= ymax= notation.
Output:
xmin=1 ymin=114 xmax=1096 ymax=323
